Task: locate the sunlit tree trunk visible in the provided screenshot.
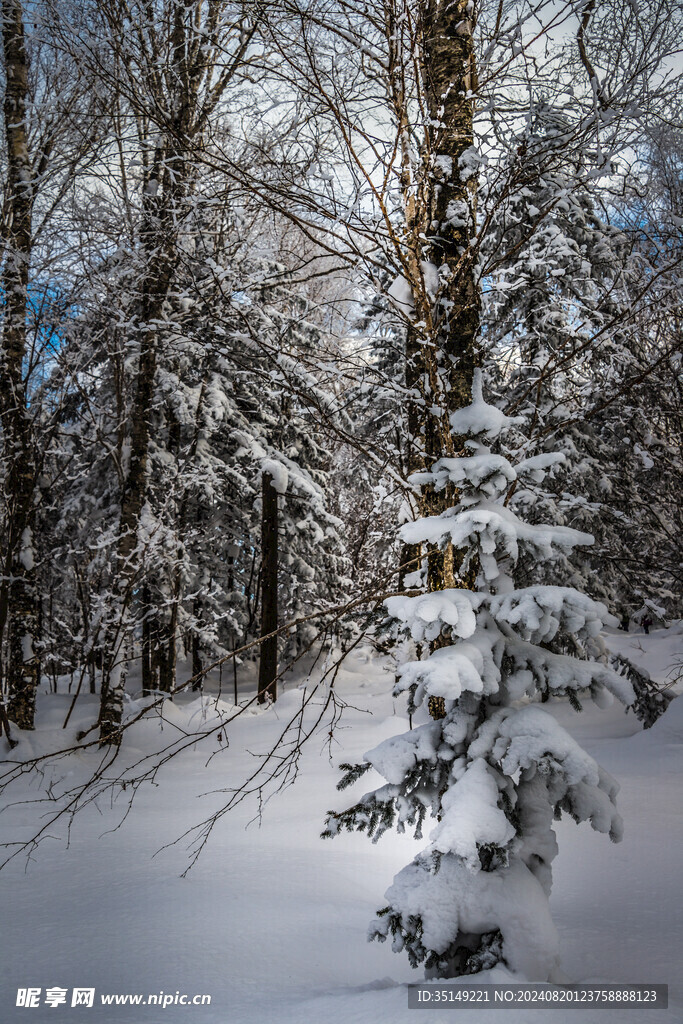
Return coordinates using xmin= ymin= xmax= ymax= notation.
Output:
xmin=390 ymin=0 xmax=482 ymax=718
xmin=389 ymin=1 xmax=480 ymax=601
xmin=418 ymin=0 xmax=480 ymax=599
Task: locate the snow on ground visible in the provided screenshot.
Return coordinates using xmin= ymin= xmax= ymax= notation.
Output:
xmin=1 ymin=625 xmax=682 ymax=1023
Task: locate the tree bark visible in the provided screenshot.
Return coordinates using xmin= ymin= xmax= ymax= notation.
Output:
xmin=141 ymin=582 xmax=158 ymax=696
xmin=420 ymin=0 xmax=480 ymax=586
xmin=407 ymin=1 xmax=482 ymax=717
xmin=0 ymin=0 xmax=39 ymax=729
xmin=95 ymin=0 xmax=243 ymax=741
xmin=389 ymin=1 xmax=480 ymax=596
xmin=97 ymin=140 xmax=186 ymax=742
xmin=191 ymin=600 xmax=203 ymax=692
xmin=257 ymin=472 xmax=278 ymax=704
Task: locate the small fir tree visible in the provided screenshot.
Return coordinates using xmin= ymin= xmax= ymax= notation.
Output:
xmin=324 ymin=372 xmax=635 ymax=981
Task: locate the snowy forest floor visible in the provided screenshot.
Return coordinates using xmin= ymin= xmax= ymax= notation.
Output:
xmin=2 ymin=625 xmax=683 ymax=1024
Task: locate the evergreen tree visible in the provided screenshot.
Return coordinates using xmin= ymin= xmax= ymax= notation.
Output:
xmin=46 ymin=191 xmax=352 ymax=707
xmin=482 ymin=101 xmax=682 ymax=619
xmin=324 ymin=374 xmax=635 ymax=980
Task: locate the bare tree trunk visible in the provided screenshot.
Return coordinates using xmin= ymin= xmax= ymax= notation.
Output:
xmin=419 ymin=0 xmax=480 ymax=601
xmin=257 ymin=472 xmax=278 ymax=704
xmin=98 ymin=153 xmax=181 ymax=742
xmin=191 ymin=599 xmax=203 ymax=692
xmin=0 ymin=0 xmax=39 ymax=729
xmin=141 ymin=582 xmax=157 ymax=695
xmin=403 ymin=0 xmax=479 ymax=606
xmin=402 ymin=1 xmax=482 ymax=719
xmin=398 ymin=324 xmax=424 ymax=591
xmin=157 ymin=597 xmax=178 ymax=695
xmin=388 ymin=2 xmax=479 ymax=596
xmin=156 ymin=406 xmax=184 ymax=696
xmin=95 ymin=0 xmax=246 ymax=741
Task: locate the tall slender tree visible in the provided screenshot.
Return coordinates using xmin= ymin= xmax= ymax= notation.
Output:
xmin=0 ymin=0 xmax=38 ymax=729
xmin=258 ymin=469 xmax=279 ymax=702
xmin=90 ymin=0 xmax=261 ymax=743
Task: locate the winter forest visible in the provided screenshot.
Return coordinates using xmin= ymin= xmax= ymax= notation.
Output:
xmin=1 ymin=0 xmax=682 ymax=1020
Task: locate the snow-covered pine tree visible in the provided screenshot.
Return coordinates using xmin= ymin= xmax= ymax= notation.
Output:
xmin=335 ymin=275 xmax=412 ymax=600
xmin=324 ymin=371 xmax=635 ymax=980
xmin=49 ymin=223 xmax=352 ymax=703
xmin=481 ymin=100 xmax=681 ymax=621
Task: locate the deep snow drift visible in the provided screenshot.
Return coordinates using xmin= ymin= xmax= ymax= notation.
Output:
xmin=1 ymin=624 xmax=682 ymax=1023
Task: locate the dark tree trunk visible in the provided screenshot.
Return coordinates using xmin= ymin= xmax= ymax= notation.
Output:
xmin=141 ymin=583 xmax=158 ymax=696
xmin=98 ymin=147 xmax=186 ymax=743
xmin=98 ymin=288 xmax=173 ymax=740
xmin=191 ymin=604 xmax=203 ymax=691
xmin=0 ymin=0 xmax=39 ymax=729
xmin=257 ymin=472 xmax=278 ymax=704
xmin=93 ymin=0 xmax=245 ymax=743
xmin=157 ymin=610 xmax=177 ymax=694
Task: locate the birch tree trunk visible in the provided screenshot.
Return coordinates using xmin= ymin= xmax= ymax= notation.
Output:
xmin=397 ymin=0 xmax=482 ymax=718
xmin=0 ymin=0 xmax=39 ymax=729
xmin=418 ymin=0 xmax=480 ymax=597
xmin=390 ymin=0 xmax=480 ymax=601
